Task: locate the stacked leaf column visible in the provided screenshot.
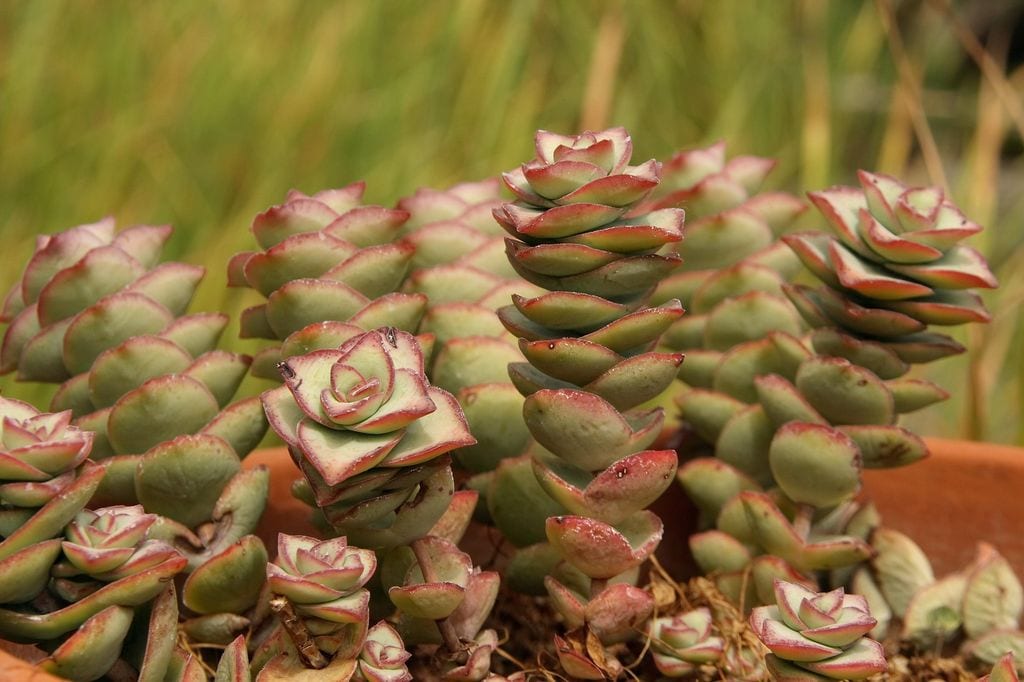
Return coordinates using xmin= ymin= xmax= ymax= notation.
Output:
xmin=494 ymin=128 xmax=685 ymax=647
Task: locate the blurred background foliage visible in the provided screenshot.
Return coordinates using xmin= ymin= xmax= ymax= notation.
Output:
xmin=1 ymin=0 xmax=1022 ymax=443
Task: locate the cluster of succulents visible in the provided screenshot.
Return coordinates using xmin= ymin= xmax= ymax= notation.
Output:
xmin=674 ymin=167 xmax=997 ymax=622
xmin=0 ymin=124 xmax=1008 ymax=681
xmin=851 ymin=527 xmax=1024 ymax=672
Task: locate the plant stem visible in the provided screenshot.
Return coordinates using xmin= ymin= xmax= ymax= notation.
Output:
xmin=589 ymin=577 xmax=609 ymax=599
xmin=269 ymin=595 xmax=328 ymax=670
xmin=410 ymin=538 xmax=464 ymax=657
xmin=792 ymin=504 xmax=814 ymax=541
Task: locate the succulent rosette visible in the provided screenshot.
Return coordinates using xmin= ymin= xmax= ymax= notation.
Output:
xmin=784 ymin=171 xmax=997 ymax=364
xmin=0 ymin=218 xmax=267 ymax=507
xmin=0 ymin=396 xmax=93 ymax=509
xmin=355 ymin=620 xmax=413 ymax=682
xmin=57 ymin=505 xmax=180 ymax=581
xmin=229 ymin=182 xmax=428 ymax=380
xmin=399 ymin=179 xmax=540 ymax=475
xmin=0 ymin=398 xmax=106 ymax=607
xmin=749 ymin=580 xmax=886 ymax=680
xmin=262 ymin=327 xmax=475 ymax=548
xmin=648 ymin=607 xmax=725 ymax=677
xmin=267 ymin=534 xmax=377 ymax=659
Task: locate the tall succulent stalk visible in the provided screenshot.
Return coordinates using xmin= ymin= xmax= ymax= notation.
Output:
xmin=495 ymin=128 xmax=684 ymax=652
xmin=677 ymin=171 xmax=997 ymax=606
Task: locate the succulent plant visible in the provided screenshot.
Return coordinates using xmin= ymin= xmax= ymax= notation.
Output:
xmin=263 ymin=533 xmax=377 ymax=668
xmin=671 ymin=171 xmax=996 ymax=609
xmin=494 ymin=127 xmax=681 ymax=593
xmin=398 ymin=179 xmax=540 ymax=475
xmin=784 ymin=171 xmax=996 ymax=359
xmin=229 ymin=183 xmax=427 ymax=380
xmin=645 ymin=143 xmax=807 ymax=356
xmin=648 ymin=607 xmax=725 ymax=676
xmin=979 ymin=654 xmax=1022 ymax=682
xmin=262 ymin=327 xmax=475 ymax=549
xmin=0 ymin=500 xmax=188 ymax=681
xmin=0 ymin=218 xmax=268 ymax=506
xmin=860 ymin=528 xmax=1024 ymax=653
xmin=0 ymin=396 xmax=102 ymax=584
xmin=355 ymin=620 xmax=413 ymax=682
xmin=749 ymin=579 xmax=886 ymax=680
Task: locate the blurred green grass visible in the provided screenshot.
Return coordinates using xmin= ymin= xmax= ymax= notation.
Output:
xmin=1 ymin=0 xmax=1022 ymax=443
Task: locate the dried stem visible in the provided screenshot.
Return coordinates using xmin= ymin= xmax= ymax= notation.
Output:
xmin=269 ymin=595 xmax=329 ymax=670
xmin=410 ymin=538 xmax=465 ymax=658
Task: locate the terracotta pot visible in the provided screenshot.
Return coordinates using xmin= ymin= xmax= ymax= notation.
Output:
xmin=3 ymin=436 xmax=1022 ymax=679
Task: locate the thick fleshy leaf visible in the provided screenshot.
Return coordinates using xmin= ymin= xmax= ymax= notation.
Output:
xmin=800 ymin=638 xmax=887 ymax=678
xmin=107 ymin=374 xmax=220 ymax=455
xmin=183 ymin=535 xmax=268 ymax=614
xmin=500 ymin=202 xmax=625 ymax=238
xmin=584 ymin=351 xmax=684 ymax=410
xmin=839 ymin=425 xmax=929 ymax=468
xmin=870 ymin=527 xmax=934 ymax=617
xmin=523 ymin=389 xmax=662 ymax=471
xmin=795 ymin=356 xmax=895 ymax=426
xmin=546 ymin=510 xmax=663 ymax=578
xmin=585 ymin=583 xmax=655 ymax=644
xmin=135 ymin=434 xmax=241 ymax=527
xmin=297 ymin=419 xmax=402 ymax=487
xmin=244 ymin=231 xmax=356 ymax=296
xmin=518 ymin=337 xmax=622 ymax=386
xmin=829 ymin=240 xmax=932 ymax=299
xmin=880 ymin=289 xmax=991 ymax=325
xmin=675 ymin=388 xmax=746 ymax=444
xmin=703 ymin=291 xmax=802 ymax=352
xmin=322 ymin=205 xmax=408 ymax=248
xmin=963 ymin=543 xmax=1024 ymax=639
xmin=265 ymin=278 xmax=369 ymax=338
xmin=755 ymin=374 xmax=828 ymax=428
xmin=511 ymin=291 xmax=633 ymax=331
xmin=87 ymin=336 xmax=192 ymax=409
xmin=432 ymin=337 xmax=522 ymax=394
xmin=509 ymin=251 xmax=681 ymax=298
xmin=676 ymin=457 xmax=762 ymax=521
xmin=252 ymin=197 xmax=339 ymax=250
xmin=39 ymin=605 xmax=134 ymax=682
xmin=810 ymin=328 xmax=908 ymax=380
xmin=0 ymin=539 xmax=63 ymax=604
xmin=534 ymin=448 xmax=676 ymax=525
xmin=715 ymin=405 xmax=775 ymax=485
xmin=488 ymin=455 xmax=568 ymax=547
xmin=680 ymin=210 xmax=774 ymax=271
xmin=887 ymin=245 xmax=997 ymax=290
xmin=769 ymin=422 xmax=862 ymax=507
xmin=506 ymin=239 xmax=620 ymax=277
xmin=689 ymin=530 xmax=752 ymax=573
xmin=900 ymin=572 xmax=966 ymax=644
xmin=36 ymin=245 xmax=145 ymax=326
xmin=159 ymin=312 xmax=228 ymax=357
xmin=376 ymin=387 xmax=476 ymax=468
xmin=63 ymin=292 xmax=174 ymax=375
xmin=556 ymin=167 xmax=659 ymax=207
xmin=581 ymin=299 xmax=685 ymax=352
